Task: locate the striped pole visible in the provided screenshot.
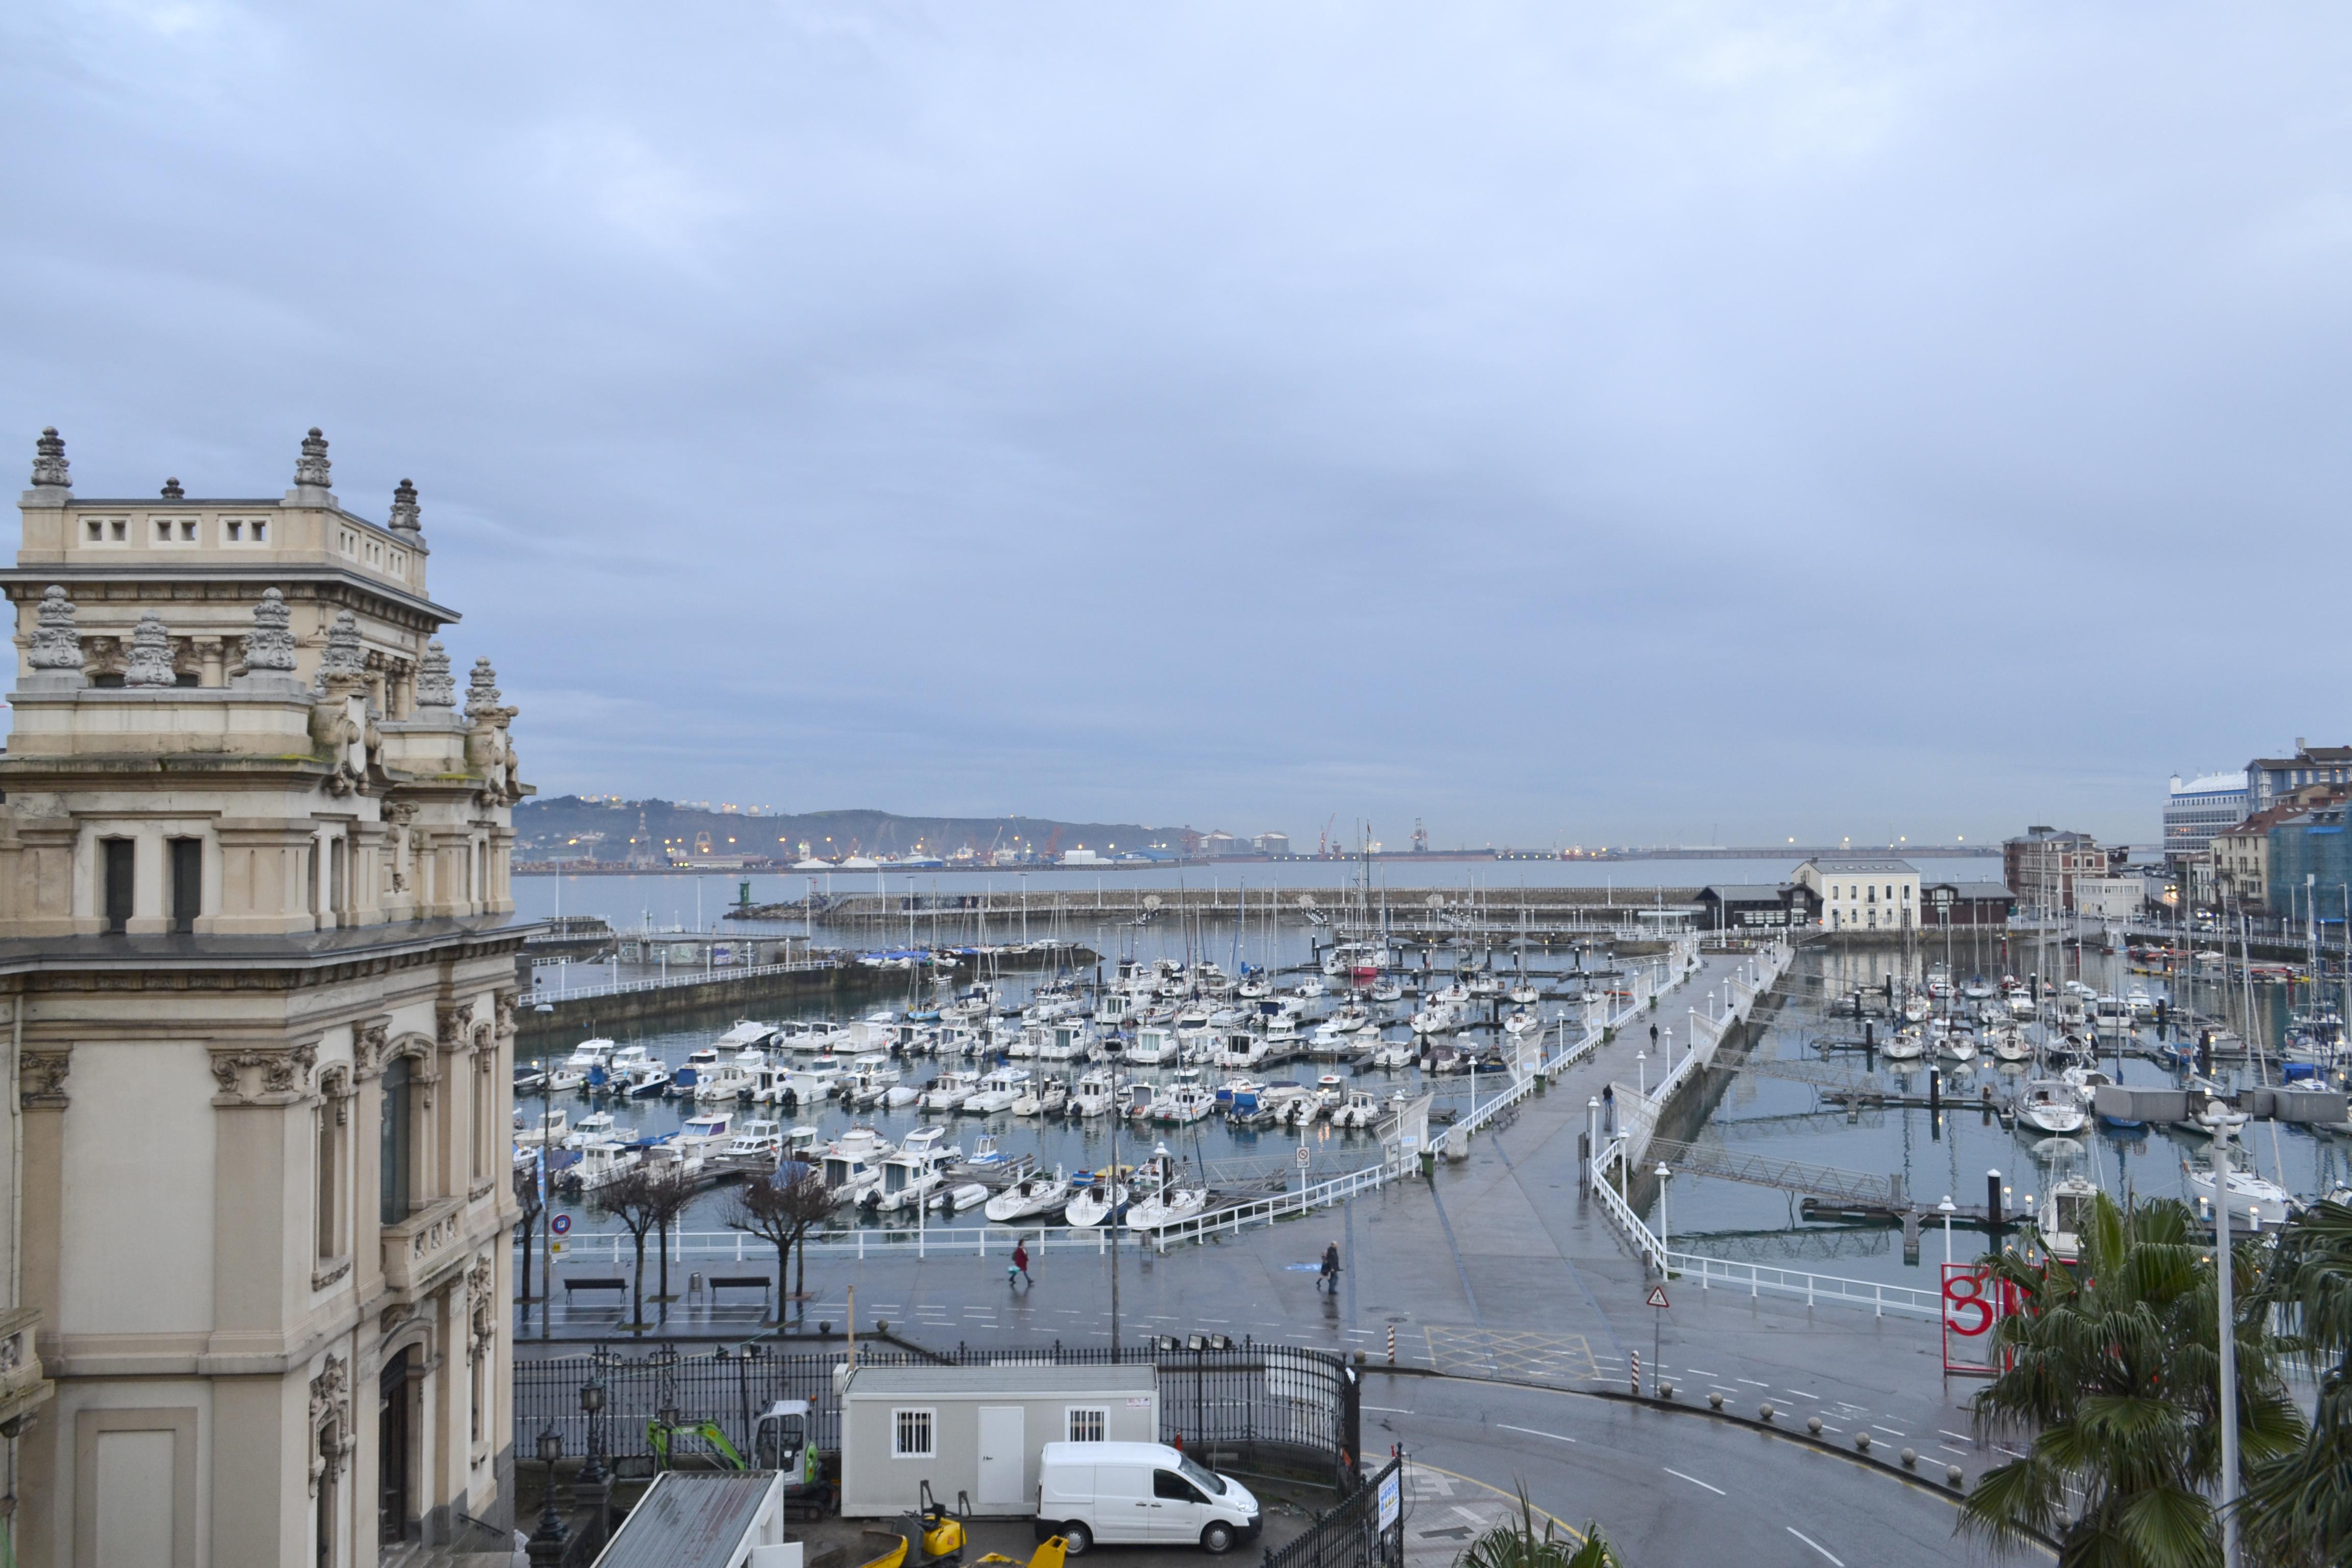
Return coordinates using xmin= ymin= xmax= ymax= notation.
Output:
xmin=1630 ymin=1351 xmax=1641 ymax=1396
xmin=1387 ymin=1325 xmax=1395 ymax=1365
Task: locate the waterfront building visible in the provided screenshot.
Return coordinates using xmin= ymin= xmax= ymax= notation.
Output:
xmin=1791 ymin=857 xmax=1918 ymax=932
xmin=2072 ymin=875 xmax=2147 ymax=922
xmin=1693 ymin=884 xmax=1804 ymax=932
xmin=1250 ymin=831 xmax=1291 ymax=855
xmin=2163 ymin=770 xmax=2248 ymax=859
xmin=2209 ymin=786 xmax=2347 ymax=915
xmin=2001 ymin=827 xmax=2103 ymax=915
xmin=3 ymin=430 xmax=528 ymax=1564
xmin=1919 ymin=881 xmax=2016 ymax=927
xmin=2245 ymin=740 xmax=2352 ymax=814
xmin=2267 ymin=803 xmax=2352 ymax=928
xmin=1196 ymin=830 xmax=1244 ymax=857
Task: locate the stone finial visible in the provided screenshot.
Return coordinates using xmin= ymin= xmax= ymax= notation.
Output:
xmin=162 ymin=477 xmax=185 ymax=499
xmin=243 ymin=587 xmax=299 ymax=672
xmin=31 ymin=428 xmax=68 ymax=488
xmin=26 ymin=584 xmax=85 ymax=672
xmin=294 ymin=427 xmax=332 ymax=488
xmin=415 ymin=640 xmax=456 ymax=707
xmin=321 ymin=609 xmax=366 ymax=679
xmin=464 ymin=657 xmax=502 ymax=721
xmin=388 ymin=478 xmax=420 ymax=533
xmin=123 ymin=611 xmax=177 ymax=688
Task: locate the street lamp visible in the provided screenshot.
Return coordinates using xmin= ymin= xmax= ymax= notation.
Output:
xmin=1655 ymin=1163 xmax=1673 ymax=1255
xmin=528 ymin=1425 xmax=567 ymax=1563
xmin=1636 ymin=1051 xmax=1646 ymax=1099
xmin=1938 ymin=1196 xmax=1956 ymax=1265
xmin=577 ymin=1375 xmax=607 ymax=1487
xmin=2201 ymin=1097 xmax=2249 ymax=1568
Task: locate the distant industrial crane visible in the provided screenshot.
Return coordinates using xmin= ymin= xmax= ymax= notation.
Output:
xmin=1316 ymin=813 xmax=1339 ymax=858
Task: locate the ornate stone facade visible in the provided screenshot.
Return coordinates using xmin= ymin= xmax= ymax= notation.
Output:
xmin=2 ymin=428 xmax=531 ymax=1567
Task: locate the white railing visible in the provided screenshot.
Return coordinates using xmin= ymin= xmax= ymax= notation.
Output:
xmin=1585 ymin=1127 xmax=1938 ymax=1321
xmin=1147 ymin=1159 xmax=1400 ymax=1249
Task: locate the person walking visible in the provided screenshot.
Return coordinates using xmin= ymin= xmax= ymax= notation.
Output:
xmin=1602 ymin=1083 xmax=1616 ymax=1137
xmin=1010 ymin=1239 xmax=1032 ymax=1289
xmin=1318 ymin=1240 xmax=1340 ymax=1295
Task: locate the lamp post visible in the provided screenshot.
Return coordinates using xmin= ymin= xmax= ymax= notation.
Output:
xmin=2203 ymin=1098 xmax=2248 ymax=1568
xmin=527 ymin=1425 xmax=567 ymax=1566
xmin=1939 ymin=1196 xmax=1956 ymax=1265
xmin=575 ymin=1371 xmax=610 ymax=1537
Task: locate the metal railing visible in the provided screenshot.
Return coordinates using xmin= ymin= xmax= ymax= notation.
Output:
xmin=1644 ymin=1137 xmax=1902 ymax=1209
xmin=530 ymin=955 xmax=844 ymax=1003
xmin=1262 ymin=1453 xmax=1399 ymax=1568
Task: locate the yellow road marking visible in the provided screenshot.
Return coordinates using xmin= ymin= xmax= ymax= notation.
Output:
xmin=1405 ymin=1460 xmax=1586 ymax=1546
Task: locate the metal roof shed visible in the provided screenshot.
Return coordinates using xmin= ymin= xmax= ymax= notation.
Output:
xmin=592 ymin=1471 xmax=790 ymax=1568
xmin=840 ymin=1363 xmax=1159 ymax=1520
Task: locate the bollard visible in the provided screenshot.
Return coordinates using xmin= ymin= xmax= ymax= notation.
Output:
xmin=1707 ymin=1392 xmax=1722 ymax=1410
xmin=1946 ymin=1465 xmax=1965 ymax=1488
xmin=1987 ymin=1169 xmax=2003 ymax=1231
xmin=1855 ymin=1432 xmax=1871 ymax=1453
xmin=1630 ymin=1351 xmax=1640 ymax=1396
xmin=1900 ymin=1449 xmax=1917 ymax=1469
xmin=1387 ymin=1326 xmax=1395 ymax=1365
xmin=1928 ymin=1068 xmax=1940 ymax=1113
xmin=1807 ymin=1417 xmax=1822 ymax=1435
xmin=1759 ymin=1402 xmax=1775 ymax=1422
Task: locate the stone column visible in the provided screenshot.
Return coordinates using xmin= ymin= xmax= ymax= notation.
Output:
xmin=191 ymin=635 xmax=227 ymax=688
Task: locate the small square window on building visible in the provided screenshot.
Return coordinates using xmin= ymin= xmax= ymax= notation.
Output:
xmin=1067 ymin=1407 xmax=1107 ymax=1443
xmin=893 ymin=1409 xmax=935 ymax=1459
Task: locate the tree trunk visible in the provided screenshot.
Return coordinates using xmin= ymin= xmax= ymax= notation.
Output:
xmin=657 ymin=1214 xmax=672 ymax=1307
xmin=775 ymin=1240 xmax=790 ymax=1331
xmin=795 ymin=1228 xmax=807 ymax=1316
xmin=519 ymin=1212 xmax=534 ymax=1305
xmin=631 ymin=1233 xmax=649 ymax=1332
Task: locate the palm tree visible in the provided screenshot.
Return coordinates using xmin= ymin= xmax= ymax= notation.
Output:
xmin=2243 ymin=1196 xmax=2352 ymax=1565
xmin=1959 ymin=1192 xmax=2304 ymax=1567
xmin=1453 ymin=1485 xmax=1619 ymax=1568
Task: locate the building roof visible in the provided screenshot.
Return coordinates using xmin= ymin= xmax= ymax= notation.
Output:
xmin=594 ymin=1472 xmax=783 ymax=1568
xmin=843 ymin=1363 xmax=1157 ymax=1399
xmin=2169 ymin=770 xmax=2248 ymax=797
xmin=2008 ymin=827 xmax=2094 ymax=846
xmin=1696 ymin=885 xmax=1788 ymax=902
xmin=1924 ymin=881 xmax=2015 ymax=901
xmin=1804 ymin=857 xmax=1918 ymax=874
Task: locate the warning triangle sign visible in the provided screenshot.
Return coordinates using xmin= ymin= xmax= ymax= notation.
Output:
xmin=1646 ymin=1285 xmax=1670 ymax=1309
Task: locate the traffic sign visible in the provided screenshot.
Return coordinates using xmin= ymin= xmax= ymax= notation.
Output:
xmin=1296 ymin=1145 xmax=1311 ymax=1167
xmin=551 ymin=1213 xmax=572 ymax=1236
xmin=1646 ymin=1285 xmax=1670 ymax=1309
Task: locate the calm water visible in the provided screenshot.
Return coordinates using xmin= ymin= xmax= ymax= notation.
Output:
xmin=1645 ymin=942 xmax=2352 ymax=1290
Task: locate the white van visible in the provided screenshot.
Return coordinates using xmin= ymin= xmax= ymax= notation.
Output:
xmin=1035 ymin=1440 xmax=1261 ymax=1555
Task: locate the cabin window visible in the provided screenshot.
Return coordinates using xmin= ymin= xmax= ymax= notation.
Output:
xmin=101 ymin=838 xmax=135 ymax=933
xmin=168 ymin=836 xmax=202 ymax=933
xmin=1066 ymin=1407 xmax=1107 ymax=1443
xmin=380 ymin=1056 xmax=414 ymax=1225
xmin=892 ymin=1409 xmax=935 ymax=1459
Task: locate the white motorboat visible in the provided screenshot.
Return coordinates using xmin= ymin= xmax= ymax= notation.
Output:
xmin=870 ymin=1144 xmax=961 ymax=1212
xmin=984 ymin=1167 xmax=1070 ymax=1222
xmin=2186 ymin=1164 xmax=2298 ymax=1226
xmin=963 ymin=1068 xmax=1031 ymax=1115
xmin=518 ymin=1109 xmax=570 ymax=1145
xmin=921 ymin=1070 xmax=981 ymax=1113
xmin=929 ymin=1181 xmax=990 ymax=1215
xmin=546 ymin=1064 xmax=588 ymax=1093
xmin=1147 ymin=1082 xmax=1215 ymax=1125
xmin=719 ymin=1120 xmax=783 ymax=1170
xmin=693 ymin=1059 xmax=756 ymax=1102
xmin=568 ymin=1138 xmax=644 ymax=1192
xmin=715 ymin=1019 xmax=780 ymax=1053
xmin=2016 ymin=1081 xmax=2087 ymax=1135
xmin=2040 ymin=1174 xmax=2099 ymax=1263
xmin=1067 ymin=1072 xmax=1117 ymax=1118
xmin=819 ymin=1128 xmax=893 ymax=1203
xmin=962 ymin=1133 xmax=1013 ymax=1169
xmin=563 ymin=1110 xmax=621 ymax=1149
xmin=1330 ymin=1089 xmax=1382 ymax=1130
xmin=1127 ymin=1026 xmax=1180 ymax=1067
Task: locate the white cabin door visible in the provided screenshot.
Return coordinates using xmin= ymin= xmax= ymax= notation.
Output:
xmin=975 ymin=1406 xmax=1025 ymax=1511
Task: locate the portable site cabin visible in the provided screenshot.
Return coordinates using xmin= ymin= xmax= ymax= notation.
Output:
xmin=839 ymin=1363 xmax=1160 ymax=1518
xmin=590 ymin=1471 xmax=792 ymax=1568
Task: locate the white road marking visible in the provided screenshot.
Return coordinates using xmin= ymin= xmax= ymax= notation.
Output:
xmin=1873 ymin=1426 xmax=1907 ymax=1438
xmin=1364 ymin=1406 xmax=1415 ymax=1414
xmin=1663 ymin=1468 xmax=1725 ymax=1496
xmin=1736 ymin=1377 xmax=1769 ymax=1387
xmin=1787 ymin=1527 xmax=1844 ymax=1565
xmin=1938 ymin=1429 xmax=1972 ymax=1443
xmin=1497 ymin=1424 xmax=1575 ymax=1444
xmin=1683 ymin=1367 xmax=1719 ymax=1376
xmin=1996 ymin=1445 xmax=2029 ymax=1460
xmin=1784 ymin=1389 xmax=1823 ymax=1399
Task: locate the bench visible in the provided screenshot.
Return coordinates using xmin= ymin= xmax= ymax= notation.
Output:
xmin=708 ymin=1275 xmax=773 ymax=1302
xmin=562 ymin=1277 xmax=628 ymax=1304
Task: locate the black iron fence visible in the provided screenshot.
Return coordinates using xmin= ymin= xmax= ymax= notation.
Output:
xmin=1263 ymin=1453 xmax=1401 ymax=1568
xmin=516 ymin=1339 xmax=1359 ymax=1488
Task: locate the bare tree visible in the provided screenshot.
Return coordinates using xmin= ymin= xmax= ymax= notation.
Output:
xmin=727 ymin=1168 xmax=833 ymax=1327
xmin=646 ymin=1164 xmax=697 ymax=1308
xmin=590 ymin=1169 xmax=671 ymax=1331
xmin=513 ymin=1163 xmax=544 ymax=1309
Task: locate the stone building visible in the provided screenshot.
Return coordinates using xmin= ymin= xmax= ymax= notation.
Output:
xmin=2 ymin=429 xmax=530 ymax=1565
xmin=1792 ymin=856 xmax=1918 ymax=933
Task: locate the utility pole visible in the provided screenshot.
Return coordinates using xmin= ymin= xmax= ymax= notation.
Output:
xmin=2206 ymin=1098 xmax=2246 ymax=1568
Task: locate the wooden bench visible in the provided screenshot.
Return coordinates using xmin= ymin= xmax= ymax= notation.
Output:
xmin=562 ymin=1277 xmax=628 ymax=1304
xmin=707 ymin=1275 xmax=772 ymax=1302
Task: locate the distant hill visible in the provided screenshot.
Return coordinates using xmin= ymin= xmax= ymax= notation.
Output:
xmin=516 ymin=796 xmax=1177 ymax=864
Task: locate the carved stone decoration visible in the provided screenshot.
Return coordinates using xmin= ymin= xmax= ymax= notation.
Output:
xmin=308 ymin=1352 xmax=353 ymax=1493
xmin=31 ymin=427 xmax=68 ymax=488
xmin=19 ymin=1050 xmax=68 ymax=1110
xmin=466 ymin=1254 xmax=496 ymax=1355
xmin=122 ymin=610 xmax=177 ymax=688
xmin=414 ymin=640 xmax=456 ymax=708
xmin=384 ymin=803 xmax=416 ymax=894
xmin=353 ymin=1016 xmax=393 ymax=1077
xmin=318 ymin=1063 xmax=354 ymax=1123
xmin=436 ymin=1000 xmax=474 ymax=1054
xmin=494 ymin=989 xmax=519 ymax=1043
xmin=26 ymin=584 xmax=85 ymax=672
xmin=208 ymin=1040 xmax=319 ymax=1106
xmin=320 ymin=609 xmax=366 ymax=680
xmin=463 ymin=657 xmax=501 ymax=721
xmin=388 ymin=477 xmax=421 ymax=533
xmin=161 ymin=477 xmax=184 ymax=499
xmin=243 ymin=589 xmax=299 ymax=672
xmin=294 ymin=426 xmax=332 ymax=488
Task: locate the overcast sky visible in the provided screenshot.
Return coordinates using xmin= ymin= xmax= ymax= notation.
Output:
xmin=4 ymin=4 xmax=2346 ymax=848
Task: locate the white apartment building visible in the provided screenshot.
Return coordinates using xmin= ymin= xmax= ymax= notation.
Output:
xmin=1793 ymin=856 xmax=1920 ymax=932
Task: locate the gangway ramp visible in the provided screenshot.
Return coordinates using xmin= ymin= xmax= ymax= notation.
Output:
xmin=1646 ymin=1137 xmax=1906 ymax=1211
